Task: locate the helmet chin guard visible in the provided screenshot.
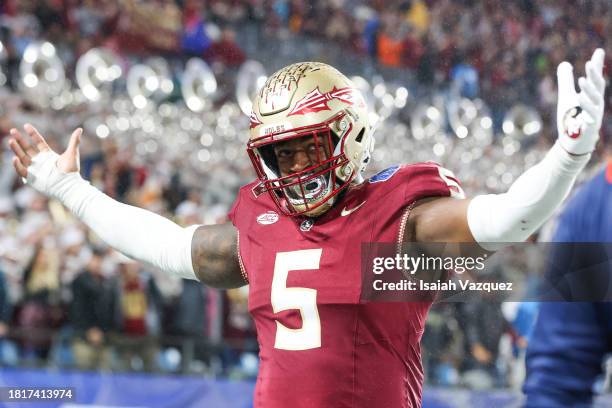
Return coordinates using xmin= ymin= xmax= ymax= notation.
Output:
xmin=247 ymin=62 xmax=373 ymax=217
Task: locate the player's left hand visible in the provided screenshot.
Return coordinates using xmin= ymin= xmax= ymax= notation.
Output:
xmin=557 ymin=48 xmax=606 ymax=155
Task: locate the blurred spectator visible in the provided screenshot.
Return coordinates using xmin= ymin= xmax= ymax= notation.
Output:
xmin=376 ymin=12 xmax=404 ymax=68
xmin=221 ymin=287 xmax=256 ymax=377
xmin=171 ymin=279 xmax=207 ymax=341
xmin=450 ymin=54 xmax=479 ymax=99
xmin=205 ymin=28 xmax=246 ymax=68
xmin=422 ymin=304 xmax=463 ymax=386
xmin=401 ymin=26 xmax=425 ymax=70
xmin=116 ymin=0 xmax=181 ymax=53
xmin=112 ymin=255 xmax=163 ymax=372
xmin=1 ymin=143 xmax=17 ymax=195
xmin=0 ymin=266 xmax=18 ymax=366
xmin=459 ymin=298 xmax=509 ymax=389
xmin=181 ymin=0 xmax=212 ymax=57
xmin=81 ymin=138 xmax=146 ymax=202
xmin=360 ymin=7 xmax=380 ymax=58
xmin=405 ymin=0 xmax=430 ymax=35
xmin=503 ymin=301 xmax=538 ymax=388
xmin=168 ymin=278 xmax=212 ymax=370
xmin=58 ymin=225 xmax=90 ymax=301
xmin=175 ymin=193 xmax=204 ymax=227
xmin=70 ymin=248 xmax=114 ymax=370
xmin=70 ymin=0 xmax=106 ymax=39
xmin=15 ymin=238 xmax=63 ymax=362
xmin=0 ymin=196 xmax=15 ymax=239
xmin=325 ymin=7 xmax=351 ymax=44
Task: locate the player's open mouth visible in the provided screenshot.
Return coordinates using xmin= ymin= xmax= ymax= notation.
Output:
xmin=286 ymin=173 xmax=330 ymax=204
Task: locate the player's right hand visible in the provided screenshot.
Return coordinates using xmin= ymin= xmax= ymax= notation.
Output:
xmin=8 ymin=124 xmax=83 ymax=194
xmin=556 ymin=48 xmax=606 ymax=155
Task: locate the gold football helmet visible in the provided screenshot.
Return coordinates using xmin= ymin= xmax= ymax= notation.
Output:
xmin=247 ymin=62 xmax=374 ymax=217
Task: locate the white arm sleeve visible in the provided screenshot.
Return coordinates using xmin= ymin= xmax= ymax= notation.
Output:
xmin=27 ymin=151 xmax=199 ymax=280
xmin=467 ymin=142 xmax=590 ymax=251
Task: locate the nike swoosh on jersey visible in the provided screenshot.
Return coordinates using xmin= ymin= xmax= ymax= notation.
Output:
xmin=341 ymin=201 xmax=366 ymax=216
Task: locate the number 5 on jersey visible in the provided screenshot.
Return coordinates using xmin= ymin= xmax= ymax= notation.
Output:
xmin=438 ymin=167 xmax=465 ymax=199
xmin=271 ymin=249 xmax=322 ymax=350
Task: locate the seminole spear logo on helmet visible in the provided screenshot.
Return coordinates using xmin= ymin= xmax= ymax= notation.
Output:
xmin=287 ymin=87 xmax=366 ymax=116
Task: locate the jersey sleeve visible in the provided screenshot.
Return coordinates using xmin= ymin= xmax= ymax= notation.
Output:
xmin=370 ymin=163 xmax=465 ymax=206
xmin=403 ymin=162 xmax=465 ymax=202
xmin=226 ymin=183 xmax=256 ymax=284
xmin=227 ymin=190 xmax=242 ymax=226
xmin=227 ymin=181 xmax=260 ymax=226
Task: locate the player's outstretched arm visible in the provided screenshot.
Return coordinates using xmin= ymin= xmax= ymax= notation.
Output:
xmin=8 ymin=124 xmax=245 ymax=287
xmin=411 ymin=48 xmax=607 ymax=249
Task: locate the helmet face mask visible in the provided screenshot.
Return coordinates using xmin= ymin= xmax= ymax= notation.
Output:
xmin=248 ymin=118 xmax=349 ymax=217
xmin=247 ymin=62 xmax=373 ymax=217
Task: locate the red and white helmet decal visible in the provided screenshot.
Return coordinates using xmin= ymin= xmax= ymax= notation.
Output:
xmin=249 ymin=111 xmax=263 ymax=129
xmin=288 ymin=87 xmax=365 ymax=116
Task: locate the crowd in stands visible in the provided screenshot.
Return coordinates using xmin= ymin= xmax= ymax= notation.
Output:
xmin=0 ymin=0 xmax=609 ymax=388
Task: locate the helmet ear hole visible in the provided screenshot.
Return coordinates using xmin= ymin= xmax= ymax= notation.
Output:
xmin=355 ymin=127 xmax=365 ymax=143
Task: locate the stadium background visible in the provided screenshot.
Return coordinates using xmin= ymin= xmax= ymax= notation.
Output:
xmin=0 ymin=0 xmax=610 ymax=406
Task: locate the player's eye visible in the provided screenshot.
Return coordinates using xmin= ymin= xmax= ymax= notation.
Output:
xmin=275 ymin=149 xmax=293 ymax=160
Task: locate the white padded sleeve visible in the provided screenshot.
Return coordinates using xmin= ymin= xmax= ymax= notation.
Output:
xmin=27 ymin=151 xmax=199 ymax=280
xmin=467 ymin=142 xmax=590 ymax=251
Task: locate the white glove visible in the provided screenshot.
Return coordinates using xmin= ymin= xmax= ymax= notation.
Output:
xmin=556 ymin=48 xmax=606 ymax=155
xmin=468 ymin=49 xmax=606 ymax=250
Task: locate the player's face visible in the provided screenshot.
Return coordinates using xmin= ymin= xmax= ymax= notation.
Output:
xmin=273 ymin=133 xmax=332 ymax=177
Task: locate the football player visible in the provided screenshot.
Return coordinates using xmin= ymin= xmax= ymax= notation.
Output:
xmin=8 ymin=49 xmax=606 ymax=407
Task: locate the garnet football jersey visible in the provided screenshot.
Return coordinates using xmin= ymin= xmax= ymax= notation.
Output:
xmin=228 ymin=163 xmax=463 ymax=408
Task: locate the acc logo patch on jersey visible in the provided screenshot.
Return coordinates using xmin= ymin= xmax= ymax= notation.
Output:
xmin=257 ymin=211 xmax=279 ymax=225
xmin=369 ymin=165 xmax=400 ymax=183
